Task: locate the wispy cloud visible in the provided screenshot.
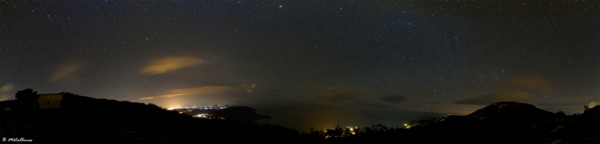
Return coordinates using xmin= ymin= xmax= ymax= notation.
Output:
xmin=535 ymin=96 xmax=600 ymax=107
xmin=140 ymin=56 xmax=208 ymax=75
xmin=310 ymin=87 xmax=388 ymax=108
xmin=51 ymin=61 xmax=84 ymax=85
xmin=455 ymin=77 xmax=557 ymax=105
xmin=163 ymin=86 xmax=241 ymax=97
xmin=535 ymin=101 xmax=598 ymax=107
xmin=139 ymin=97 xmax=155 ymax=100
xmin=241 ymin=84 xmax=257 ymax=93
xmin=455 ymin=92 xmax=539 ymax=105
xmin=0 ymin=83 xmax=15 ymax=101
xmin=493 ymin=77 xmax=554 ymax=94
xmin=139 ymin=86 xmax=244 ymax=100
xmin=588 ymin=101 xmax=599 ymax=108
xmin=380 ymin=95 xmax=407 ymax=104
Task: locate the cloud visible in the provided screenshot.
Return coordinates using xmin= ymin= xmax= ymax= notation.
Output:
xmin=424 ymin=101 xmax=441 ymax=104
xmin=0 ymin=83 xmax=15 ymax=101
xmin=51 ymin=61 xmax=84 ymax=85
xmin=310 ymin=87 xmax=388 ymax=108
xmin=140 ymin=56 xmax=208 ymax=75
xmin=254 ymin=88 xmax=287 ymax=96
xmin=535 ymin=100 xmax=600 ymax=107
xmin=380 ymin=95 xmax=407 ymax=104
xmin=535 ymin=102 xmax=588 ymax=107
xmin=443 ymin=112 xmax=467 ymax=116
xmin=588 ymin=101 xmax=599 ymax=108
xmin=163 ymin=86 xmax=241 ymax=97
xmin=139 ymin=84 xmax=264 ymax=100
xmin=241 ymin=84 xmax=257 ymax=93
xmin=139 ymin=97 xmax=155 ymax=100
xmin=140 ymin=86 xmax=244 ymax=100
xmin=454 ymin=77 xmax=554 ymax=105
xmin=455 ymin=92 xmax=539 ymax=105
xmin=0 ymin=84 xmax=14 ymax=93
xmin=493 ymin=78 xmax=554 ymax=94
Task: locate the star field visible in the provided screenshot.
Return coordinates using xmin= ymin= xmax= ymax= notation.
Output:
xmin=1 ymin=0 xmax=598 ymax=131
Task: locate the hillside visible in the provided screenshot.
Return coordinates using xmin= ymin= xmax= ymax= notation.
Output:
xmin=0 ymin=93 xmax=305 ymax=143
xmin=1 ymin=91 xmax=598 ymax=143
xmin=336 ymin=102 xmax=599 ymax=143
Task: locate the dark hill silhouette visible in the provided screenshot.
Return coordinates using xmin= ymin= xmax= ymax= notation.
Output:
xmin=404 ymin=102 xmax=559 ymax=126
xmin=334 ymin=102 xmax=599 ymax=143
xmin=466 ymin=102 xmax=557 ymax=119
xmin=1 ymin=90 xmax=598 ymax=143
xmin=577 ymin=105 xmax=600 ymax=119
xmin=0 ymin=91 xmax=307 ymax=143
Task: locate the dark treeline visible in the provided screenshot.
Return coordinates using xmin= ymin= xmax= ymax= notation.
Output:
xmin=0 ymin=89 xmax=598 ymax=143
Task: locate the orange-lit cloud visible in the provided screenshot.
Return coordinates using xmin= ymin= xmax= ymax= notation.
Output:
xmin=588 ymin=101 xmax=599 ymax=108
xmin=139 ymin=86 xmax=244 ymax=100
xmin=161 ymin=86 xmax=241 ymax=97
xmin=241 ymin=84 xmax=257 ymax=93
xmin=139 ymin=97 xmax=155 ymax=100
xmin=140 ymin=56 xmax=208 ymax=75
xmin=455 ymin=92 xmax=539 ymax=105
xmin=51 ymin=61 xmax=84 ymax=85
xmin=0 ymin=83 xmax=15 ymax=101
xmin=494 ymin=77 xmax=554 ymax=94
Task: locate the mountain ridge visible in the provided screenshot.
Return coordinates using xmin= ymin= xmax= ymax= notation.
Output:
xmin=1 ymin=91 xmax=598 ymax=143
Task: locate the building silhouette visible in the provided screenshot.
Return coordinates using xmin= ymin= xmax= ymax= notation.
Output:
xmin=37 ymin=93 xmax=63 ymax=109
xmin=1 ymin=93 xmax=64 ymax=113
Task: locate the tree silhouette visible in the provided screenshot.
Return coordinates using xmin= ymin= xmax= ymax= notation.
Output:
xmin=364 ymin=127 xmax=373 ymax=135
xmin=334 ymin=124 xmax=343 ymax=137
xmin=556 ymin=111 xmax=566 ymax=117
xmin=323 ymin=125 xmax=344 ymax=138
xmin=15 ymin=88 xmax=39 ymax=111
xmin=353 ymin=127 xmax=361 ymax=135
xmin=319 ymin=129 xmax=325 ymax=137
xmin=343 ymin=127 xmax=351 ymax=137
xmin=371 ymin=124 xmax=388 ymax=132
xmin=15 ymin=88 xmax=39 ymax=101
xmin=325 ymin=128 xmax=335 ymax=138
xmin=407 ymin=119 xmax=427 ymax=128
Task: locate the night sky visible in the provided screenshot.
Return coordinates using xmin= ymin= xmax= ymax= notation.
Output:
xmin=2 ymin=0 xmax=598 ymax=132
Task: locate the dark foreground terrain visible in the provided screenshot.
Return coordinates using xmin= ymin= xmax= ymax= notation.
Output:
xmin=1 ymin=92 xmax=302 ymax=143
xmin=334 ymin=102 xmax=599 ymax=143
xmin=1 ymin=91 xmax=598 ymax=143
